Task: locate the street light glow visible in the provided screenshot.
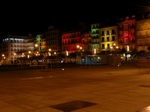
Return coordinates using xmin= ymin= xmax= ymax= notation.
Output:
xmin=48 ymin=48 xmax=51 ymax=52
xmin=35 ymin=43 xmax=38 ymax=47
xmin=94 ymin=48 xmax=96 ymax=55
xmin=66 ymin=51 xmax=68 ymax=56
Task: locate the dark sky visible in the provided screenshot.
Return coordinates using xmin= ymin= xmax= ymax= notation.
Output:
xmin=0 ymin=0 xmax=149 ymax=36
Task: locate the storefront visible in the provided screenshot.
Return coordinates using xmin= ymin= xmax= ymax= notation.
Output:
xmin=76 ymin=55 xmax=101 ymax=65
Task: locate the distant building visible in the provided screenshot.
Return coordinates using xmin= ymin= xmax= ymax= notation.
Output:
xmin=43 ymin=26 xmax=62 ymax=55
xmin=0 ymin=34 xmax=34 ymax=64
xmin=136 ymin=18 xmax=150 ymax=52
xmin=100 ymin=25 xmax=118 ymax=53
xmin=117 ymin=16 xmax=136 ymax=52
xmin=91 ymin=23 xmax=101 ymax=54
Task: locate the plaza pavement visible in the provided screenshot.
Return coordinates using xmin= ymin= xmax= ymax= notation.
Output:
xmin=0 ymin=64 xmax=150 ymax=112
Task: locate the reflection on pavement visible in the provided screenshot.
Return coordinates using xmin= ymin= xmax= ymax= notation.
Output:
xmin=139 ymin=106 xmax=150 ymax=112
xmin=21 ymin=75 xmax=53 ymax=80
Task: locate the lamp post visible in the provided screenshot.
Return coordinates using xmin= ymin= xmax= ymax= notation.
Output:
xmin=76 ymin=45 xmax=81 ymax=64
xmin=111 ymin=43 xmax=119 ymax=66
xmin=2 ymin=54 xmax=6 ymax=65
xmin=76 ymin=45 xmax=86 ymax=66
xmin=34 ymin=43 xmax=39 ymax=54
xmin=28 ymin=51 xmax=31 ymax=58
xmin=35 ymin=43 xmax=38 ymax=48
xmin=48 ymin=48 xmax=52 ymax=56
xmin=48 ymin=48 xmax=53 ymax=70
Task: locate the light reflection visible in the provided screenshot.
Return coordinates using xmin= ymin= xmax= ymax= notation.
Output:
xmin=140 ymin=106 xmax=150 ymax=112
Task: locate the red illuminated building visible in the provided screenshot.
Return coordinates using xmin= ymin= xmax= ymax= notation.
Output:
xmin=61 ymin=31 xmax=83 ymax=54
xmin=118 ymin=16 xmax=136 ymax=51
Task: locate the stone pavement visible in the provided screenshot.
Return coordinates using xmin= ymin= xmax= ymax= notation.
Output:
xmin=0 ymin=64 xmax=150 ymax=112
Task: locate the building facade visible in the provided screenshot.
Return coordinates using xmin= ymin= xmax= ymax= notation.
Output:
xmin=100 ymin=25 xmax=118 ymax=53
xmin=136 ymin=18 xmax=150 ymax=52
xmin=0 ymin=34 xmax=34 ymax=64
xmin=117 ymin=16 xmax=136 ymax=52
xmin=91 ymin=23 xmax=100 ymax=54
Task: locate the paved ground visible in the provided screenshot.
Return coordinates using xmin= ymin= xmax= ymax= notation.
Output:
xmin=0 ymin=64 xmax=150 ymax=112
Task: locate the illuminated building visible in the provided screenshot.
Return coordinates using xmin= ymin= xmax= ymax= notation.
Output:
xmin=61 ymin=31 xmax=82 ymax=63
xmin=91 ymin=23 xmax=100 ymax=54
xmin=100 ymin=25 xmax=118 ymax=53
xmin=81 ymin=32 xmax=92 ymax=54
xmin=62 ymin=31 xmax=82 ymax=54
xmin=43 ymin=26 xmax=62 ymax=54
xmin=136 ymin=18 xmax=150 ymax=52
xmin=0 ymin=34 xmax=34 ymax=64
xmin=118 ymin=16 xmax=136 ymax=51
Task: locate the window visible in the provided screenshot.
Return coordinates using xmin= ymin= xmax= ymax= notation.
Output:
xmin=96 ymin=30 xmax=99 ymax=33
xmin=107 ymin=44 xmax=110 ymax=49
xmin=107 ymin=31 xmax=109 ymax=35
xmin=102 ymin=44 xmax=105 ymax=49
xmin=131 ymin=23 xmax=135 ymax=28
xmin=112 ymin=29 xmax=115 ymax=34
xmin=107 ymin=37 xmax=109 ymax=41
xmin=124 ymin=31 xmax=128 ymax=36
xmin=101 ymin=37 xmax=104 ymax=42
xmin=112 ymin=36 xmax=115 ymax=41
xmin=124 ymin=24 xmax=129 ymax=30
xmin=124 ymin=38 xmax=129 ymax=44
xmin=101 ymin=31 xmax=104 ymax=35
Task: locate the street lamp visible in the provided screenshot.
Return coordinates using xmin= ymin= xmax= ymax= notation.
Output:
xmin=48 ymin=48 xmax=52 ymax=56
xmin=35 ymin=43 xmax=38 ymax=48
xmin=27 ymin=51 xmax=31 ymax=59
xmin=76 ymin=45 xmax=86 ymax=66
xmin=76 ymin=45 xmax=83 ymax=56
xmin=2 ymin=54 xmax=5 ymax=60
xmin=111 ymin=43 xmax=119 ymax=54
xmin=76 ymin=45 xmax=80 ymax=49
xmin=2 ymin=54 xmax=5 ymax=57
xmin=76 ymin=45 xmax=81 ymax=64
xmin=110 ymin=43 xmax=120 ymax=66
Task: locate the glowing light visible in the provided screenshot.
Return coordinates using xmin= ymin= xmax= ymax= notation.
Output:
xmin=94 ymin=49 xmax=96 ymax=55
xmin=27 ymin=55 xmax=30 ymax=58
xmin=76 ymin=45 xmax=80 ymax=48
xmin=48 ymin=48 xmax=51 ymax=52
xmin=48 ymin=52 xmax=51 ymax=56
xmin=22 ymin=53 xmax=25 ymax=57
xmin=127 ymin=45 xmax=129 ymax=51
xmin=141 ymin=106 xmax=150 ymax=112
xmin=35 ymin=43 xmax=38 ymax=47
xmin=66 ymin=51 xmax=68 ymax=56
xmin=28 ymin=51 xmax=31 ymax=54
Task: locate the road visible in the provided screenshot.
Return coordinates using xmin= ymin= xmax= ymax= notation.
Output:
xmin=0 ymin=65 xmax=150 ymax=112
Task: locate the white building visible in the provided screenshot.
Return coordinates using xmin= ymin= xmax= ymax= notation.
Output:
xmin=0 ymin=34 xmax=34 ymax=64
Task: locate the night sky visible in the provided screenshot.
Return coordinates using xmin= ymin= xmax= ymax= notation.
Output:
xmin=0 ymin=0 xmax=149 ymax=36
